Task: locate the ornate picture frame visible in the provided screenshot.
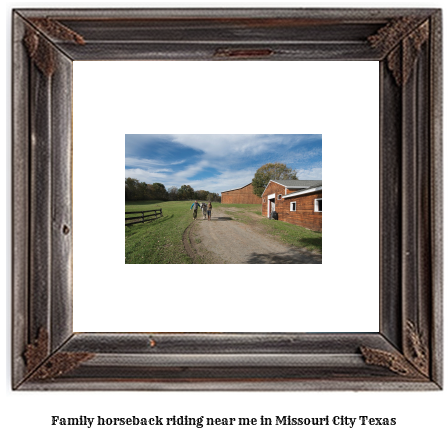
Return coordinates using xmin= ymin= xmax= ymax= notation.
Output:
xmin=12 ymin=8 xmax=442 ymax=390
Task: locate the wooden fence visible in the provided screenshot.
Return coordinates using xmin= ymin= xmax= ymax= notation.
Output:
xmin=125 ymin=209 xmax=163 ymax=226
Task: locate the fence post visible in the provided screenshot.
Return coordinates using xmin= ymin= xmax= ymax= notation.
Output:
xmin=142 ymin=212 xmax=144 ymax=223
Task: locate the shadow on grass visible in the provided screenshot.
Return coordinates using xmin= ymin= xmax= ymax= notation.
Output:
xmin=125 ymin=214 xmax=173 ymax=228
xmin=246 ymin=250 xmax=321 ymax=264
xmin=297 ymin=236 xmax=322 ymax=252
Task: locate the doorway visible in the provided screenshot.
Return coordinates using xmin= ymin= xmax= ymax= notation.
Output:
xmin=267 ymin=195 xmax=276 ymax=217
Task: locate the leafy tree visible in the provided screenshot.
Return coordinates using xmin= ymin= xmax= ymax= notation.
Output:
xmin=152 ymin=182 xmax=168 ymax=200
xmin=167 ymin=186 xmax=178 ymax=201
xmin=178 ymin=184 xmax=195 ymax=200
xmin=125 ymin=178 xmax=153 ymax=201
xmin=125 ymin=177 xmax=139 ymax=200
xmin=195 ymin=190 xmax=209 ymax=201
xmin=206 ymin=192 xmax=221 ymax=202
xmin=139 ymin=182 xmax=152 ymax=200
xmin=252 ymin=162 xmax=298 ymax=197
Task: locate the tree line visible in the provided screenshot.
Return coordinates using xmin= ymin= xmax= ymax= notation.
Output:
xmin=125 ymin=178 xmax=221 ymax=202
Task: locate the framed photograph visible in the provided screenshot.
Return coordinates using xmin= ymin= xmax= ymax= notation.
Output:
xmin=12 ymin=8 xmax=442 ymax=390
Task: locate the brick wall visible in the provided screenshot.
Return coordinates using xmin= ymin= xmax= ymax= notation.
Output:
xmin=276 ymin=191 xmax=322 ymax=231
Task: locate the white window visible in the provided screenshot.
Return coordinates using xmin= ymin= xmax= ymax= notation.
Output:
xmin=290 ymin=202 xmax=296 ymax=211
xmin=314 ymin=198 xmax=322 ymax=212
xmin=277 ymin=194 xmax=282 ymax=200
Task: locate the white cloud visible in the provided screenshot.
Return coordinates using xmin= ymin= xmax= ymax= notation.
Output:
xmin=183 ymin=167 xmax=259 ymax=194
xmin=296 ymin=167 xmax=323 ymax=180
xmin=288 ymin=149 xmax=322 ymax=162
xmin=125 ymin=157 xmax=173 ymax=169
xmin=170 ymin=134 xmax=319 ymax=161
xmin=173 ymin=160 xmax=210 ymax=181
xmin=125 ymin=134 xmax=322 ymax=192
xmin=125 ymin=168 xmax=171 ymax=183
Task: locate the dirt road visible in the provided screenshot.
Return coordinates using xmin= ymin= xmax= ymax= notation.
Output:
xmin=186 ymin=207 xmax=321 ymax=264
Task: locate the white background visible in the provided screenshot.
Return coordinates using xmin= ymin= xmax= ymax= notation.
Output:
xmin=3 ymin=1 xmax=446 ymax=438
xmin=73 ymin=60 xmax=379 ymax=332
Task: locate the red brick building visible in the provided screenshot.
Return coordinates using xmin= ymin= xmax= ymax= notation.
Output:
xmin=262 ymin=180 xmax=322 ymax=231
xmin=221 ymin=182 xmax=262 ymax=204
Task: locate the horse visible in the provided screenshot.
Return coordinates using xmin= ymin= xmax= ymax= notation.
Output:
xmin=200 ymin=203 xmax=207 ymax=220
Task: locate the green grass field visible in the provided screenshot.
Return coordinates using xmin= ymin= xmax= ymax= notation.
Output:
xmin=220 ymin=203 xmax=262 ymax=212
xmin=126 ymin=201 xmax=321 ymax=263
xmin=219 ymin=203 xmax=322 ymax=254
xmin=125 ymin=200 xmax=195 ymax=264
xmin=221 ymin=203 xmax=262 ymax=225
xmin=261 ymin=219 xmax=322 ymax=253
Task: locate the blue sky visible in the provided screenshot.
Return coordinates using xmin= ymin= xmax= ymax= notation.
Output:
xmin=125 ymin=134 xmax=322 ymax=194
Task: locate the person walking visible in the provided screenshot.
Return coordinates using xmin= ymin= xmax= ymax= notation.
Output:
xmin=207 ymin=201 xmax=212 ymax=221
xmin=190 ymin=200 xmax=200 ymax=220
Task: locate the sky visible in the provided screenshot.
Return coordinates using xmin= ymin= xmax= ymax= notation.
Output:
xmin=125 ymin=134 xmax=322 ymax=194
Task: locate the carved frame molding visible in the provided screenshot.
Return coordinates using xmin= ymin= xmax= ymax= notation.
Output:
xmin=12 ymin=8 xmax=442 ymax=390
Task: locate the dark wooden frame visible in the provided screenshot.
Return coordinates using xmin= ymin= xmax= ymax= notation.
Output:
xmin=12 ymin=8 xmax=442 ymax=390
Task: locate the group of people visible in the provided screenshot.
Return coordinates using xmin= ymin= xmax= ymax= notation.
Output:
xmin=190 ymin=200 xmax=212 ymax=221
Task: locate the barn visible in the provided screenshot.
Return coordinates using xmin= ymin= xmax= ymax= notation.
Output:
xmin=221 ymin=182 xmax=262 ymax=204
xmin=261 ymin=180 xmax=322 ymax=231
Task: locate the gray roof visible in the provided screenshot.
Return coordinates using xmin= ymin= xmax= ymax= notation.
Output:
xmin=272 ymin=179 xmax=322 ymax=187
xmin=285 ymin=184 xmax=322 ymax=197
xmin=304 ymin=181 xmax=323 ymax=189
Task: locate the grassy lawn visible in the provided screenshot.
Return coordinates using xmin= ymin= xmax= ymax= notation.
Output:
xmin=220 ymin=203 xmax=262 ymax=224
xmin=261 ymin=219 xmax=322 ymax=253
xmin=125 ymin=200 xmax=195 ymax=264
xmin=126 ymin=201 xmax=322 ymax=263
xmin=219 ymin=203 xmax=262 ymax=212
xmin=218 ymin=203 xmax=322 ymax=254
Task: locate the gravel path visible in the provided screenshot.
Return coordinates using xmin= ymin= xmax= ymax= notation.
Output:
xmin=189 ymin=208 xmax=321 ymax=264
